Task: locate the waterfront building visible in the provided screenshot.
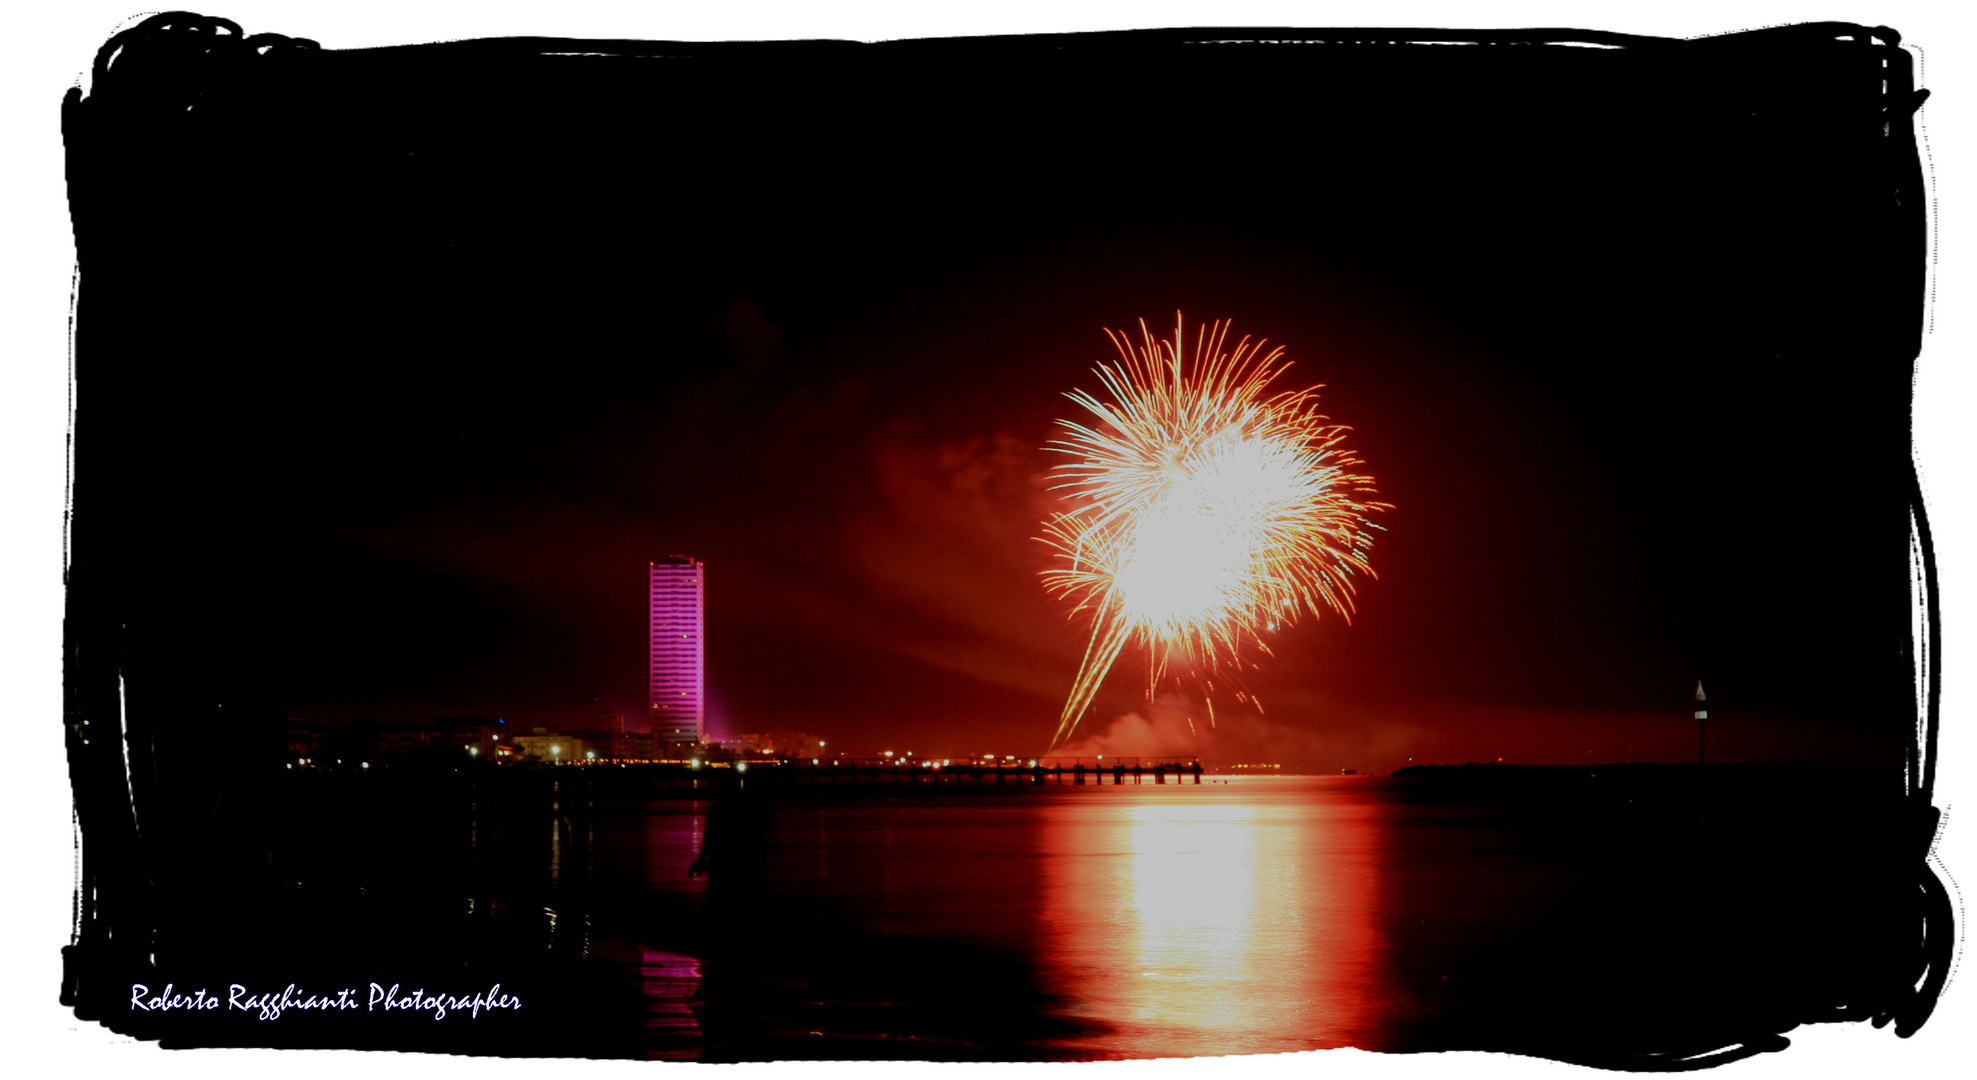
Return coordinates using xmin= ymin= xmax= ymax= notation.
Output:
xmin=740 ymin=730 xmax=827 ymax=758
xmin=650 ymin=557 xmax=706 ymax=745
xmin=375 ymin=721 xmax=433 ymax=756
xmin=513 ymin=734 xmax=587 ymax=763
xmin=283 ymin=717 xmax=325 ymax=764
xmin=609 ymin=731 xmax=657 ymax=762
xmin=434 ymin=716 xmax=496 ymax=758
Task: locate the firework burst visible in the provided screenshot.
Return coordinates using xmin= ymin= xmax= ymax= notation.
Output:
xmin=1039 ymin=315 xmax=1388 ymax=749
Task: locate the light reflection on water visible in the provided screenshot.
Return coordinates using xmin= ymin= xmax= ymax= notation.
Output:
xmin=1039 ymin=784 xmax=1382 ymax=1055
xmin=469 ymin=779 xmax=1388 ymax=1057
xmin=639 ymin=948 xmax=704 ymax=1061
xmin=294 ymin=768 xmax=1903 ymax=1060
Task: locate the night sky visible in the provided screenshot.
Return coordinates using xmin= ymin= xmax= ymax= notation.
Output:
xmin=80 ymin=27 xmax=1922 ymax=770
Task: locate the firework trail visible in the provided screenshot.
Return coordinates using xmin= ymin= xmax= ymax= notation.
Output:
xmin=1039 ymin=315 xmax=1388 ymax=749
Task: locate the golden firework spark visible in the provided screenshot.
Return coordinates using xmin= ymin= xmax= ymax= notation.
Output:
xmin=1039 ymin=315 xmax=1388 ymax=748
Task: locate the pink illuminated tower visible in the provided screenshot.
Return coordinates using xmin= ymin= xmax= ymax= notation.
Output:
xmin=649 ymin=557 xmax=705 ymax=745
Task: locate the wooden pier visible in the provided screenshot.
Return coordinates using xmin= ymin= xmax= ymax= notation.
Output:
xmin=570 ymin=756 xmax=1205 ymax=790
xmin=746 ymin=756 xmax=1204 ymax=786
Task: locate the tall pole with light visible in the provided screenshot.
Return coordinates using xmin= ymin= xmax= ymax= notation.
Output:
xmin=1695 ymin=680 xmax=1708 ymax=826
xmin=1695 ymin=681 xmax=1707 ymax=766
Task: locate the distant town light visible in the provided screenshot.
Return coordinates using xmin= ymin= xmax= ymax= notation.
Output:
xmin=361 ymin=762 xmax=369 ymax=769
xmin=585 ymin=750 xmax=596 ymax=760
xmin=736 ymin=761 xmax=748 ymax=773
xmin=469 ymin=746 xmax=479 ymax=756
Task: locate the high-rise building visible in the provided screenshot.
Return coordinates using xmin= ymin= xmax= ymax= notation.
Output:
xmin=597 ymin=709 xmax=626 ymax=737
xmin=649 ymin=557 xmax=705 ymax=744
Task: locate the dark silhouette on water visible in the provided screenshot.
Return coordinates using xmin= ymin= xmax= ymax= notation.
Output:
xmin=686 ymin=790 xmax=769 ymax=882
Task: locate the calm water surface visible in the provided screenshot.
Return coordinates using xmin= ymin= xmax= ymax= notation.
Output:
xmin=447 ymin=775 xmax=1621 ymax=1058
xmin=132 ymin=757 xmax=1905 ymax=1063
xmin=236 ymin=765 xmax=1905 ymax=1061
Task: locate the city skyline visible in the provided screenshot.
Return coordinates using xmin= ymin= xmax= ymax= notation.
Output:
xmin=63 ymin=18 xmax=1928 ymax=775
